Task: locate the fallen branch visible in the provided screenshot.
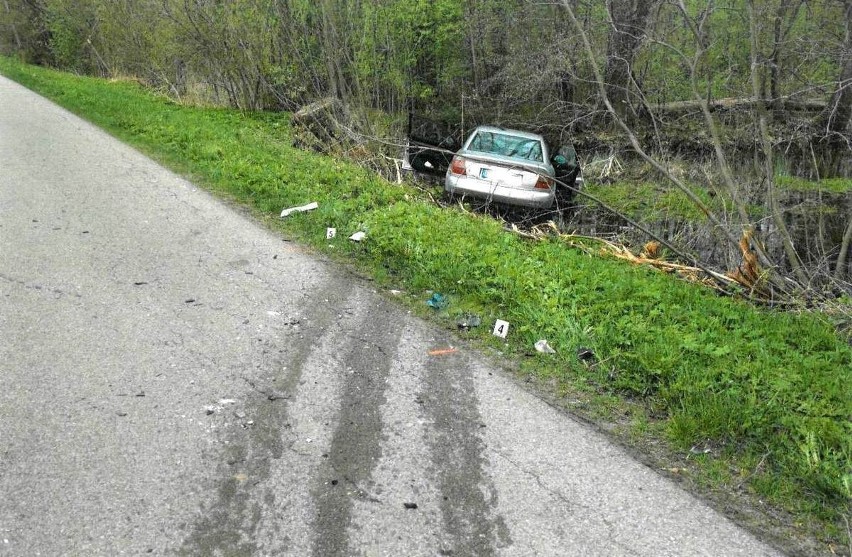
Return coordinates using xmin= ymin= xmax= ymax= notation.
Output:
xmin=504 ymin=222 xmax=799 ymax=303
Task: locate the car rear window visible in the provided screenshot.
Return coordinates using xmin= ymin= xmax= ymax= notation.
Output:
xmin=467 ymin=131 xmax=543 ymax=162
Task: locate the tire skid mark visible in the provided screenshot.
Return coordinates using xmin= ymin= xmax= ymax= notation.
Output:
xmin=344 ymin=324 xmax=447 ymax=556
xmin=250 ymin=289 xmax=369 ymax=555
xmin=420 ymin=335 xmax=512 ymax=556
xmin=178 ymin=277 xmax=354 ymax=556
xmin=309 ymin=296 xmax=403 ymax=557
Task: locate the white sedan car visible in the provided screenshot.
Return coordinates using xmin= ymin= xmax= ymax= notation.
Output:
xmin=445 ymin=126 xmax=557 ymax=209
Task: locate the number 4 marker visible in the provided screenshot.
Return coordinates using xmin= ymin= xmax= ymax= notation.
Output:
xmin=492 ymin=319 xmax=509 ymax=338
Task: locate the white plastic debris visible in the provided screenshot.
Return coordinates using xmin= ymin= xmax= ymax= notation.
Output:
xmin=492 ymin=319 xmax=510 ymax=338
xmin=349 ymin=231 xmax=367 ymax=242
xmin=534 ymin=339 xmax=556 ymax=354
xmin=326 ymin=227 xmax=337 ymax=239
xmin=280 ymin=201 xmax=318 ymax=217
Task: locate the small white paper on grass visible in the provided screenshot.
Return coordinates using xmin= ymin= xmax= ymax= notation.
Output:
xmin=326 ymin=227 xmax=337 ymax=239
xmin=349 ymin=231 xmax=366 ymax=242
xmin=534 ymin=339 xmax=556 ymax=354
xmin=280 ymin=201 xmax=318 ymax=217
xmin=492 ymin=319 xmax=510 ymax=338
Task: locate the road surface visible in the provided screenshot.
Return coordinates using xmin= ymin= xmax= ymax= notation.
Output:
xmin=0 ymin=74 xmax=781 ymax=556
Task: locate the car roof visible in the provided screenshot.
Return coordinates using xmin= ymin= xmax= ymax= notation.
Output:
xmin=470 ymin=125 xmax=544 ymax=141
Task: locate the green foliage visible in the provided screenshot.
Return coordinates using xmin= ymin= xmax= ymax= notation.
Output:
xmin=3 ymin=58 xmax=850 ymax=545
xmin=43 ymin=0 xmax=98 ymax=72
xmin=1 ymin=0 xmax=849 ymax=122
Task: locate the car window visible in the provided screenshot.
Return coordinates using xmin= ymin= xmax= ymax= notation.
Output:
xmin=468 ymin=131 xmax=543 ymax=162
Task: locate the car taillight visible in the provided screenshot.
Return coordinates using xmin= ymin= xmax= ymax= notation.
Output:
xmin=534 ymin=176 xmax=553 ymax=190
xmin=449 ymin=156 xmax=467 ymax=175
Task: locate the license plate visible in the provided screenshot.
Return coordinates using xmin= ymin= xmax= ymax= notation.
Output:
xmin=479 ymin=168 xmax=489 ymax=179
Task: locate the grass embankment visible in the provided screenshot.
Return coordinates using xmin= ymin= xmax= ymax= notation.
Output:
xmin=3 ymin=58 xmax=850 ymax=550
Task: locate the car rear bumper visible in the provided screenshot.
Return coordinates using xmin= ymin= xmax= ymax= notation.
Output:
xmin=445 ymin=175 xmax=554 ymax=208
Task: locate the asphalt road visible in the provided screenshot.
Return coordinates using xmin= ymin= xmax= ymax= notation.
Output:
xmin=0 ymin=75 xmax=781 ymax=556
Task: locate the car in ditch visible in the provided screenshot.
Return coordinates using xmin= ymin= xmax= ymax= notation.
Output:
xmin=444 ymin=126 xmax=579 ymax=209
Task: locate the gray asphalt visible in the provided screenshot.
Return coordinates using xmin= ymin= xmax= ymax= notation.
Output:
xmin=0 ymin=74 xmax=781 ymax=556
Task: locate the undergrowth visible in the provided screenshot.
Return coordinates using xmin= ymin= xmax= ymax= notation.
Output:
xmin=777 ymin=175 xmax=852 ymax=194
xmin=3 ymin=58 xmax=850 ymax=552
xmin=584 ymin=181 xmax=721 ymax=222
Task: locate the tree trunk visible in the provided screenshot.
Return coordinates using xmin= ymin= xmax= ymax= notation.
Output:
xmin=3 ymin=0 xmax=22 ymax=51
xmin=748 ymin=0 xmax=810 ymax=286
xmin=836 ymin=216 xmax=852 ymax=280
xmin=604 ymin=0 xmax=656 ymax=118
xmin=766 ymin=1 xmax=805 ymax=112
xmin=819 ymin=0 xmax=852 ymax=134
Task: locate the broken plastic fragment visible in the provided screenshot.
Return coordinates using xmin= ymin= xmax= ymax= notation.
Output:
xmin=349 ymin=231 xmax=366 ymax=242
xmin=534 ymin=339 xmax=556 ymax=354
xmin=428 ymin=347 xmax=458 ymax=356
xmin=280 ymin=201 xmax=318 ymax=217
xmin=426 ymin=292 xmax=448 ymax=310
xmin=577 ymin=347 xmax=596 ymax=363
xmin=456 ymin=313 xmax=481 ymax=330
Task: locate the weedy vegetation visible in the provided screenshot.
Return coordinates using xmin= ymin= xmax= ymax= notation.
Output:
xmin=2 ymin=58 xmax=850 ymax=553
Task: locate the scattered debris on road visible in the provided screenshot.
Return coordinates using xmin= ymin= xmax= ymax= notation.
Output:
xmin=280 ymin=201 xmax=318 ymax=217
xmin=205 ymin=398 xmax=238 ymax=415
xmin=428 ymin=347 xmax=458 ymax=356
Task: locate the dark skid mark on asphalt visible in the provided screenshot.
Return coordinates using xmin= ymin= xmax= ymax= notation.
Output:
xmin=422 ymin=345 xmax=512 ymax=556
xmin=179 ymin=279 xmax=355 ymax=556
xmin=310 ymin=299 xmax=403 ymax=557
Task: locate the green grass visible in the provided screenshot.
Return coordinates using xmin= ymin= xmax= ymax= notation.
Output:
xmin=584 ymin=181 xmax=722 ymax=222
xmin=586 ymin=176 xmax=851 ymax=226
xmin=777 ymin=175 xmax=852 ymax=194
xmin=3 ymin=58 xmax=850 ymax=549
